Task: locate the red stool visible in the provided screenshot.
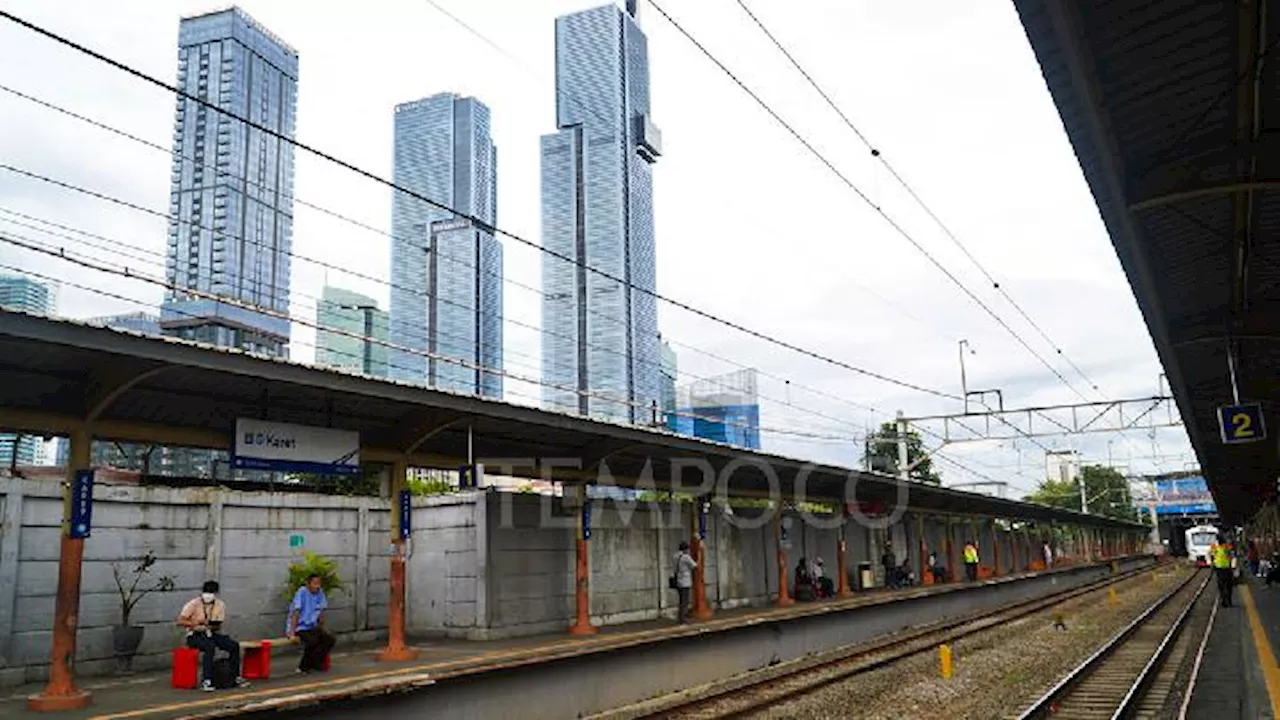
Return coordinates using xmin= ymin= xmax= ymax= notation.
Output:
xmin=171 ymin=647 xmax=200 ymax=689
xmin=242 ymin=640 xmax=272 ymax=680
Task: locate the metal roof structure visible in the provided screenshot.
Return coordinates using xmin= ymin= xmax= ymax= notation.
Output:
xmin=0 ymin=309 xmax=1140 ymax=530
xmin=1013 ymin=0 xmax=1280 ymax=523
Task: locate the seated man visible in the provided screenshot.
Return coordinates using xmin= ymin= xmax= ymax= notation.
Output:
xmin=176 ymin=580 xmax=249 ymax=691
xmin=812 ymin=557 xmax=834 ymax=598
xmin=287 ymin=573 xmax=336 ymax=673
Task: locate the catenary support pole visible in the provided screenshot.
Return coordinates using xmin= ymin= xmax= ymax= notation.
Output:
xmin=378 ymin=457 xmax=418 ymax=662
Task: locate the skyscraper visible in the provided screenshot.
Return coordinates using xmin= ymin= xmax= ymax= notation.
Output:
xmin=0 ymin=275 xmax=53 ymax=465
xmin=659 ymin=340 xmax=677 ymax=426
xmin=388 ymin=93 xmax=502 ymax=398
xmin=159 ymin=7 xmax=298 ymax=358
xmin=316 ymin=286 xmax=389 ymax=377
xmin=541 ymin=2 xmax=662 ymax=424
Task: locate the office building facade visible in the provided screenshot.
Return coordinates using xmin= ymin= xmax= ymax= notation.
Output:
xmin=388 ymin=93 xmax=502 ymax=398
xmin=88 ymin=312 xmax=162 ymax=336
xmin=160 ymin=7 xmax=298 ymax=357
xmin=541 ymin=2 xmax=662 ymax=423
xmin=0 ymin=275 xmax=53 ymax=465
xmin=669 ymin=369 xmax=761 ymax=450
xmin=316 ymin=286 xmax=389 ymax=377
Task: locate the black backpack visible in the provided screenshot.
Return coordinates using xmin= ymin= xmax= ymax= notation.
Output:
xmin=210 ymin=657 xmax=237 ymax=689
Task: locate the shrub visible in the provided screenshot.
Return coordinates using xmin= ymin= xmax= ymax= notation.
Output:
xmin=282 ymin=551 xmax=344 ymax=601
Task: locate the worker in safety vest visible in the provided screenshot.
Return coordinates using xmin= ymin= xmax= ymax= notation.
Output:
xmin=963 ymin=541 xmax=980 ymax=583
xmin=1211 ymin=537 xmax=1234 ymax=608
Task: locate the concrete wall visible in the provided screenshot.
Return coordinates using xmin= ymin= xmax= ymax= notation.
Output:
xmin=0 ymin=477 xmax=390 ymax=687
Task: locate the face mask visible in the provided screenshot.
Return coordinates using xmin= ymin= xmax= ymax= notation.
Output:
xmin=201 ymin=592 xmax=216 ymax=603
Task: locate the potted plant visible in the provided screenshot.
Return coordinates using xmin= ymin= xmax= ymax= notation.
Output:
xmin=110 ymin=550 xmax=175 ymax=672
xmin=281 ymin=551 xmax=345 ymax=601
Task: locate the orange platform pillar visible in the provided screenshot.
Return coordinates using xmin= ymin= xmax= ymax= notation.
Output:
xmin=691 ymin=501 xmax=712 ymax=620
xmin=568 ymin=492 xmax=596 ymax=635
xmin=29 ymin=427 xmax=92 ymax=712
xmin=379 ymin=460 xmax=418 ymax=662
xmin=775 ymin=511 xmax=793 ymax=606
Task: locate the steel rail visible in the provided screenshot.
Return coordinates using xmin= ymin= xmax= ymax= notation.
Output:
xmin=1014 ymin=569 xmax=1207 ymax=720
xmin=622 ymin=560 xmax=1170 ymax=720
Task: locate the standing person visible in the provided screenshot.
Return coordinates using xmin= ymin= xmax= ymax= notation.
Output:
xmin=881 ymin=542 xmax=898 ymax=589
xmin=176 ymin=580 xmax=250 ymax=691
xmin=1211 ymin=536 xmax=1234 ymax=607
xmin=287 ymin=573 xmax=336 ymax=673
xmin=673 ymin=541 xmax=697 ymax=624
xmin=1042 ymin=541 xmax=1054 ymax=569
xmin=812 ymin=557 xmax=833 ymax=598
xmin=963 ymin=540 xmax=980 ymax=582
xmin=1248 ymin=540 xmax=1260 ymax=577
xmin=927 ymin=550 xmax=947 ymax=584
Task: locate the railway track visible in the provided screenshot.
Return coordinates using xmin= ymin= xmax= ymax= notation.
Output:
xmin=604 ymin=561 xmax=1175 ymax=720
xmin=1012 ymin=568 xmax=1209 ymax=720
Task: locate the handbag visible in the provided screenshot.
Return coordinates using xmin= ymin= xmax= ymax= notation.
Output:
xmin=668 ymin=574 xmax=679 ymax=590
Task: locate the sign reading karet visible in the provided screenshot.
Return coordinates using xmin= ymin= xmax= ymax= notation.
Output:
xmin=232 ymin=418 xmax=360 ymax=475
xmin=1217 ymin=402 xmax=1266 ymax=445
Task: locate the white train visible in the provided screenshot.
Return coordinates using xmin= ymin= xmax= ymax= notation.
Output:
xmin=1185 ymin=524 xmax=1219 ymax=567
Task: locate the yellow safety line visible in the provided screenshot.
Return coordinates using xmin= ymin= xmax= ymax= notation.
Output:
xmin=1241 ymin=585 xmax=1280 ymax=717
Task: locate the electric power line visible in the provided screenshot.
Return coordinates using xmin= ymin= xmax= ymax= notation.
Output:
xmin=731 ymin=0 xmax=1103 ymax=396
xmin=642 ymin=0 xmax=1091 ymax=405
xmin=0 ymin=8 xmax=957 ymax=402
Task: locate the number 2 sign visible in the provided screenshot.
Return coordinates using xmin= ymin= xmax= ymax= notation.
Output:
xmin=1218 ymin=402 xmax=1266 ymax=444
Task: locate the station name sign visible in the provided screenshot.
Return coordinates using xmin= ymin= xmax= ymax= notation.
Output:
xmin=232 ymin=418 xmax=360 ymax=475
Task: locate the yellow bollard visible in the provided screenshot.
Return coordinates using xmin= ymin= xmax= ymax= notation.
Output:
xmin=940 ymin=644 xmax=953 ymax=679
xmin=1108 ymin=586 xmax=1118 ymax=606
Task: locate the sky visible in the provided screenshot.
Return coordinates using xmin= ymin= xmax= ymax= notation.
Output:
xmin=0 ymin=0 xmax=1194 ymax=497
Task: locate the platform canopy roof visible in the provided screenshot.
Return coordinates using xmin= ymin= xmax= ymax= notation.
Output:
xmin=0 ymin=310 xmax=1147 ymax=531
xmin=1014 ymin=0 xmax=1280 ymax=523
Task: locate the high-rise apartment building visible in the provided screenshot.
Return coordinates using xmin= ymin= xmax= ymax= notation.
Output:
xmin=541 ymin=2 xmax=662 ymax=423
xmin=669 ymin=369 xmax=761 ymax=450
xmin=316 ymin=286 xmax=389 ymax=377
xmin=159 ymin=7 xmax=298 ymax=357
xmin=388 ymin=93 xmax=502 ymax=398
xmin=0 ymin=275 xmax=54 ymax=465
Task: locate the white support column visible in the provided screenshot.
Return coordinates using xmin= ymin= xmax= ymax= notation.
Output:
xmin=203 ymin=496 xmax=224 ymax=584
xmin=0 ymin=485 xmax=24 ymax=666
xmin=474 ymin=490 xmax=491 ymax=629
xmin=356 ymin=502 xmax=371 ymax=631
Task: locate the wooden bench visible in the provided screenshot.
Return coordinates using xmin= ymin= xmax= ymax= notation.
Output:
xmin=239 ymin=636 xmax=328 ymax=679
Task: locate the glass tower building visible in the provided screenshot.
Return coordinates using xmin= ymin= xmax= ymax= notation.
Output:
xmin=541 ymin=2 xmax=662 ymax=424
xmin=159 ymin=7 xmax=298 ymax=358
xmin=0 ymin=275 xmax=53 ymax=466
xmin=669 ymin=369 xmax=762 ymax=450
xmin=315 ymin=286 xmax=389 ymax=377
xmin=88 ymin=312 xmax=162 ymax=336
xmin=388 ymin=93 xmax=502 ymax=398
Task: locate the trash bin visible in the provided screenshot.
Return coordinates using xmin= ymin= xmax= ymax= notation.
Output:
xmin=857 ymin=562 xmax=874 ymax=590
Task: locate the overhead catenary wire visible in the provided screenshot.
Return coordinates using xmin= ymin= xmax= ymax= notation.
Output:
xmin=0 ymin=196 xmax=865 ymax=442
xmin=0 ymin=229 xmax=871 ymax=445
xmin=731 ymin=0 xmax=1102 ymax=396
xmin=0 ymin=85 xmax=872 ymax=441
xmin=641 ymin=0 xmax=1091 ymax=406
xmin=0 ymin=8 xmax=958 ymax=403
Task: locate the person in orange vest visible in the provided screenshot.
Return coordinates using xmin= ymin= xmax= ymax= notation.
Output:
xmin=963 ymin=540 xmax=980 ymax=582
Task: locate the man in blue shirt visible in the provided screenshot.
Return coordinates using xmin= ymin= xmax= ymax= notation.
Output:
xmin=286 ymin=573 xmax=335 ymax=673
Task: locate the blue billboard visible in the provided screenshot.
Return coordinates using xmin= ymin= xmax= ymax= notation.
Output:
xmin=1154 ymin=475 xmax=1217 ymax=516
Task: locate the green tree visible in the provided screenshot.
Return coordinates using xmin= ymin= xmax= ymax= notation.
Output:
xmin=861 ymin=422 xmax=941 ymax=484
xmin=1024 ymin=465 xmax=1138 ymax=521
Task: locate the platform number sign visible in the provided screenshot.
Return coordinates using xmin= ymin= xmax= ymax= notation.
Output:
xmin=1218 ymin=402 xmax=1266 ymax=445
xmin=68 ymin=469 xmax=94 ymax=539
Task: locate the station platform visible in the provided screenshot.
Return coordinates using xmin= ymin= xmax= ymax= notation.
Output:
xmin=1 ymin=556 xmax=1149 ymax=719
xmin=1187 ymin=573 xmax=1280 ymax=718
